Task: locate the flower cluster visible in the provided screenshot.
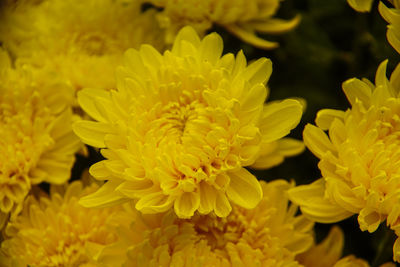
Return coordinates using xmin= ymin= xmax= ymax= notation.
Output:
xmin=0 ymin=48 xmax=80 ymax=230
xmin=0 ymin=0 xmax=399 ymax=266
xmin=0 ymin=0 xmax=164 ymax=92
xmin=289 ymin=60 xmax=400 ymax=262
xmin=0 ymin=180 xmax=121 ymax=266
xmin=96 ymin=180 xmax=314 ymax=266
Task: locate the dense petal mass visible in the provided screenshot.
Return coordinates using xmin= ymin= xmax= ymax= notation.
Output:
xmin=96 ymin=180 xmax=314 ymax=267
xmin=0 ymin=49 xmax=80 ymax=228
xmin=144 ymin=0 xmax=300 ymax=49
xmin=0 ymin=180 xmax=122 ymax=267
xmin=74 ymin=26 xmax=304 ymax=218
xmin=0 ymin=0 xmax=164 ymax=93
xmin=289 ymin=60 xmax=400 ymax=262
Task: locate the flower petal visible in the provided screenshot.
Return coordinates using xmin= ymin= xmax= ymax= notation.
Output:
xmin=342 ymin=78 xmax=372 ymax=107
xmin=315 ymin=109 xmax=345 ymax=130
xmin=226 ymin=168 xmax=262 ymax=209
xmin=135 ymin=191 xmax=174 ymax=214
xmin=79 ymin=180 xmax=126 ymax=208
xmin=73 ymin=120 xmax=112 ymax=148
xmin=288 ymin=179 xmax=353 ymax=223
xmin=347 ymin=0 xmax=373 ymax=12
xmin=259 ymin=99 xmax=303 ymax=143
xmin=174 ymin=191 xmax=200 ymax=218
xmin=303 ymin=124 xmax=336 ymax=159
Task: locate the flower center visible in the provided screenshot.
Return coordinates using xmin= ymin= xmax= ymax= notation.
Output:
xmin=76 ymin=33 xmax=109 ymax=56
xmin=150 ymin=100 xmax=205 ymax=145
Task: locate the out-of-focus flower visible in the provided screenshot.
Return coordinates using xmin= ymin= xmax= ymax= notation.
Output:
xmin=96 ymin=180 xmax=314 ymax=267
xmin=297 ymin=226 xmax=396 ymax=267
xmin=74 ymin=26 xmax=304 ymax=218
xmin=379 ymin=1 xmax=400 ymax=54
xmin=0 ymin=0 xmax=164 ymax=92
xmin=288 ymin=60 xmax=400 ymax=262
xmin=0 ymin=49 xmax=80 ymax=229
xmin=297 ymin=226 xmax=344 ymax=267
xmin=347 ymin=0 xmax=374 ymax=12
xmin=0 ymin=180 xmax=122 ymax=267
xmin=144 ymin=0 xmax=300 ymax=49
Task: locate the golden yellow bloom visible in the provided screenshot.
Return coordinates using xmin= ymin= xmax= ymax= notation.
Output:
xmin=0 ymin=0 xmax=164 ymax=92
xmin=347 ymin=0 xmax=374 ymax=12
xmin=0 ymin=180 xmax=121 ymax=267
xmin=288 ymin=60 xmax=400 ymax=262
xmin=379 ymin=1 xmax=400 ymax=54
xmin=0 ymin=49 xmax=80 ymax=228
xmin=297 ymin=226 xmax=395 ymax=267
xmin=96 ymin=180 xmax=314 ymax=267
xmin=145 ymin=0 xmax=300 ymax=49
xmin=74 ymin=26 xmax=304 ymax=218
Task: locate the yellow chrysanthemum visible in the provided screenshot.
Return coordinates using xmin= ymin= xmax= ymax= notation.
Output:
xmin=144 ymin=0 xmax=300 ymax=49
xmin=0 ymin=0 xmax=164 ymax=92
xmin=0 ymin=180 xmax=122 ymax=267
xmin=297 ymin=226 xmax=395 ymax=267
xmin=347 ymin=0 xmax=374 ymax=12
xmin=288 ymin=60 xmax=400 ymax=262
xmin=0 ymin=50 xmax=80 ymax=229
xmin=96 ymin=180 xmax=314 ymax=267
xmin=379 ymin=1 xmax=400 ymax=54
xmin=73 ymin=26 xmax=304 ymax=218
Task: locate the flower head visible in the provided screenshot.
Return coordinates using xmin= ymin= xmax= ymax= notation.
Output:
xmin=74 ymin=26 xmax=304 ymax=218
xmin=0 ymin=49 xmax=80 ymax=228
xmin=145 ymin=0 xmax=300 ymax=49
xmin=97 ymin=180 xmax=314 ymax=267
xmin=288 ymin=60 xmax=400 ymax=262
xmin=0 ymin=0 xmax=164 ymax=92
xmin=0 ymin=180 xmax=121 ymax=267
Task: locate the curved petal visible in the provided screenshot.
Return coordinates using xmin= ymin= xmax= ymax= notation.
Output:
xmin=174 ymin=191 xmax=200 ymax=218
xmin=342 ymin=78 xmax=372 ymax=107
xmin=79 ymin=180 xmax=126 ymax=208
xmin=347 ymin=0 xmax=374 ymax=12
xmin=288 ymin=179 xmax=353 ymax=223
xmin=224 ymin=24 xmax=279 ymax=49
xmin=303 ymin=124 xmax=336 ymax=159
xmin=214 ymin=190 xmax=232 ymax=217
xmin=248 ymin=15 xmax=301 ymax=34
xmin=135 ymin=191 xmax=174 ymax=214
xmin=73 ymin=120 xmax=112 ymax=148
xmin=315 ymin=109 xmax=345 ymax=130
xmin=77 ymin=89 xmax=111 ymax=122
xmin=226 ymin=168 xmax=262 ymax=209
xmin=260 ymin=99 xmax=303 ymax=143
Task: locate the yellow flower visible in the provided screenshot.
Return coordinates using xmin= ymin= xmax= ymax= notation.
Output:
xmin=288 ymin=60 xmax=400 ymax=262
xmin=0 ymin=180 xmax=121 ymax=267
xmin=74 ymin=26 xmax=304 ymax=218
xmin=0 ymin=49 xmax=80 ymax=228
xmin=96 ymin=180 xmax=314 ymax=267
xmin=379 ymin=1 xmax=400 ymax=54
xmin=297 ymin=226 xmax=395 ymax=267
xmin=0 ymin=0 xmax=164 ymax=92
xmin=347 ymin=0 xmax=374 ymax=12
xmin=145 ymin=0 xmax=300 ymax=49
